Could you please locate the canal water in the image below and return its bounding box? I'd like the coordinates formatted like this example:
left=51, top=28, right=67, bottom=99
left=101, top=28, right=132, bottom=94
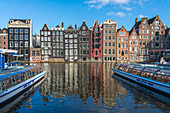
left=1, top=63, right=170, bottom=113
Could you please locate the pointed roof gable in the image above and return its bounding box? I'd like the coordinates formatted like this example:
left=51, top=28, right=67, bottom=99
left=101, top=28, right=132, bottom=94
left=117, top=26, right=128, bottom=32
left=67, top=25, right=73, bottom=29
left=129, top=27, right=138, bottom=36
left=41, top=24, right=49, bottom=30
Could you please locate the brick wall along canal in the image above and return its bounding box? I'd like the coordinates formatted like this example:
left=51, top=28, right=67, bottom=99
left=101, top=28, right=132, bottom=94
left=1, top=63, right=170, bottom=113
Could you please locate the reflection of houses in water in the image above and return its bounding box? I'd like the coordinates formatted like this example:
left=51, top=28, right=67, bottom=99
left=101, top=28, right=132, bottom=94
left=77, top=63, right=90, bottom=103
left=89, top=63, right=103, bottom=106
left=103, top=63, right=117, bottom=107
left=39, top=63, right=129, bottom=107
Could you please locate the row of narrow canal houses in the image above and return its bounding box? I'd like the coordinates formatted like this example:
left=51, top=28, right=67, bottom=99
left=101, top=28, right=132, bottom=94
left=1, top=15, right=169, bottom=62
left=39, top=15, right=170, bottom=62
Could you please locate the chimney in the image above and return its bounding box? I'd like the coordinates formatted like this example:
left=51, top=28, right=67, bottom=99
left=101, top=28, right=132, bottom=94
left=62, top=22, right=64, bottom=28
left=135, top=18, right=138, bottom=24
left=75, top=24, right=77, bottom=29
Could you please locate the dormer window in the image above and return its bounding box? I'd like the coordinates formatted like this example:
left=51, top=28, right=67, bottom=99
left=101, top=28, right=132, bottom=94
left=26, top=20, right=29, bottom=24
left=10, top=20, right=13, bottom=24
left=3, top=30, right=6, bottom=34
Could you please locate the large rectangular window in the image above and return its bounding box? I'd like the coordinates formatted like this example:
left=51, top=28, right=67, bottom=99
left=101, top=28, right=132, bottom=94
left=25, top=35, right=28, bottom=40
left=20, top=41, right=23, bottom=47
left=15, top=41, right=18, bottom=47
left=112, top=49, right=115, bottom=54
left=25, top=41, right=28, bottom=47
left=120, top=32, right=126, bottom=36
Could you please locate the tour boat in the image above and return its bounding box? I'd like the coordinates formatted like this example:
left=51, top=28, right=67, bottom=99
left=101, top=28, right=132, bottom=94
left=0, top=65, right=46, bottom=106
left=112, top=64, right=170, bottom=96
left=0, top=77, right=45, bottom=112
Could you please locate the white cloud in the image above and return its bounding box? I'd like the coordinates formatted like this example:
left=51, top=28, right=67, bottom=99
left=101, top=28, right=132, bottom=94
left=107, top=12, right=126, bottom=17
left=85, top=0, right=130, bottom=9
left=122, top=7, right=132, bottom=11
left=138, top=14, right=146, bottom=18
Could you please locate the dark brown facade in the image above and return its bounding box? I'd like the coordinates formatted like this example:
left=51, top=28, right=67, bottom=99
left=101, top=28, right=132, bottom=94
left=40, top=24, right=52, bottom=61
left=78, top=20, right=90, bottom=61
left=8, top=19, right=32, bottom=61
left=64, top=25, right=79, bottom=61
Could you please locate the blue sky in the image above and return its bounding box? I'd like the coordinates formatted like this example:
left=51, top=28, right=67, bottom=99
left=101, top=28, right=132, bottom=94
left=0, top=0, right=170, bottom=34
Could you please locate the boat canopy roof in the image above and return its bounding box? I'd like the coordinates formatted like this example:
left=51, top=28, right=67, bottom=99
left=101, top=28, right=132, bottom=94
left=0, top=74, right=10, bottom=80
left=133, top=66, right=145, bottom=70
left=142, top=67, right=160, bottom=73
left=16, top=70, right=25, bottom=74
left=8, top=72, right=18, bottom=77
left=23, top=68, right=31, bottom=71
left=116, top=63, right=170, bottom=76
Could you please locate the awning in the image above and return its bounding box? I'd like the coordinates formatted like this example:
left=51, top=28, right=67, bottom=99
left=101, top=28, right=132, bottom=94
left=6, top=53, right=23, bottom=57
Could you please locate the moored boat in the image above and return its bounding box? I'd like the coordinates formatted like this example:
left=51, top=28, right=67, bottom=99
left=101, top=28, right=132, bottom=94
left=112, top=64, right=170, bottom=96
left=0, top=65, right=46, bottom=107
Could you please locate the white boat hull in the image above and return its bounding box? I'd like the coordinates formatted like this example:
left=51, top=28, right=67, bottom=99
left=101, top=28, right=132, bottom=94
left=112, top=69, right=170, bottom=95
left=0, top=71, right=46, bottom=104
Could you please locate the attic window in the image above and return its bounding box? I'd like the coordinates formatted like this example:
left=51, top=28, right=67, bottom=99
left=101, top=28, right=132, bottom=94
left=143, top=20, right=146, bottom=24
left=83, top=26, right=86, bottom=30
left=3, top=30, right=6, bottom=34
left=26, top=20, right=29, bottom=24
left=155, top=21, right=159, bottom=25
left=10, top=20, right=13, bottom=24
left=44, top=27, right=47, bottom=30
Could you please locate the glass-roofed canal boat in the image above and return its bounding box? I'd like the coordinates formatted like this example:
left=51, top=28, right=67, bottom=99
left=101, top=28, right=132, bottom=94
left=0, top=49, right=46, bottom=107
left=0, top=65, right=46, bottom=106
left=112, top=64, right=170, bottom=96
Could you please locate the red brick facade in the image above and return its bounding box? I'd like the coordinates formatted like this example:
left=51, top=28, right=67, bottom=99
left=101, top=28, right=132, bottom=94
left=90, top=20, right=103, bottom=61
left=0, top=28, right=8, bottom=49
left=116, top=26, right=129, bottom=62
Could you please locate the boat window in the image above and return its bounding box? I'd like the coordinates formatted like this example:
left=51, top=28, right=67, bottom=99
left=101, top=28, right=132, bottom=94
left=124, top=67, right=133, bottom=73
left=152, top=74, right=167, bottom=83
left=12, top=74, right=21, bottom=86
left=20, top=72, right=27, bottom=82
left=0, top=78, right=12, bottom=91
left=118, top=66, right=125, bottom=71
left=27, top=70, right=32, bottom=79
left=131, top=66, right=144, bottom=75
left=152, top=74, right=157, bottom=80
left=140, top=71, right=153, bottom=79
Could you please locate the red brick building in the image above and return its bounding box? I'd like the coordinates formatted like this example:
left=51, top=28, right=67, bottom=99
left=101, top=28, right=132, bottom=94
left=90, top=20, right=103, bottom=61
left=116, top=26, right=129, bottom=62
left=30, top=48, right=41, bottom=62
left=0, top=28, right=8, bottom=49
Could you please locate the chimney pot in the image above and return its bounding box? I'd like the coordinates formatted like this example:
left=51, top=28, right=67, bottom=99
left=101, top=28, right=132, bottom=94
left=62, top=22, right=64, bottom=28
left=135, top=18, right=138, bottom=24
left=75, top=24, right=77, bottom=29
